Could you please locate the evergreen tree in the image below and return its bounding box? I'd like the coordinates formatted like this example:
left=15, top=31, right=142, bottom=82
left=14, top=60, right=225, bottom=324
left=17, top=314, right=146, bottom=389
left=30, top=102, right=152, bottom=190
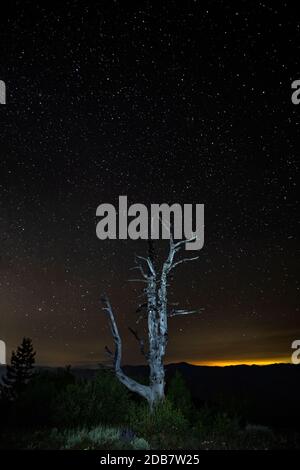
left=2, top=337, right=36, bottom=399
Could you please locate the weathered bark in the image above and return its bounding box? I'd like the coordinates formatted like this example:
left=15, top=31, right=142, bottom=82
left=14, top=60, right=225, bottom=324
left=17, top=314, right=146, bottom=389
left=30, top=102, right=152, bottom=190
left=102, top=236, right=200, bottom=409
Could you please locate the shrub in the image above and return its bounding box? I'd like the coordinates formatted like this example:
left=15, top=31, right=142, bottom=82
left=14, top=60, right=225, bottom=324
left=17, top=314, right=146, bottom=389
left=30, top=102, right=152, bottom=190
left=130, top=399, right=189, bottom=449
left=27, top=426, right=150, bottom=450
left=54, top=370, right=131, bottom=427
left=239, top=423, right=275, bottom=450
left=245, top=423, right=272, bottom=434
left=61, top=426, right=121, bottom=450
left=195, top=406, right=242, bottom=449
left=212, top=412, right=240, bottom=436
left=131, top=437, right=150, bottom=450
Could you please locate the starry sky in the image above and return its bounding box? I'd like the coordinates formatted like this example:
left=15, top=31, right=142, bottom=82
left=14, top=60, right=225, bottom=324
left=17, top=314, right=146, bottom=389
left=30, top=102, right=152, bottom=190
left=0, top=1, right=299, bottom=367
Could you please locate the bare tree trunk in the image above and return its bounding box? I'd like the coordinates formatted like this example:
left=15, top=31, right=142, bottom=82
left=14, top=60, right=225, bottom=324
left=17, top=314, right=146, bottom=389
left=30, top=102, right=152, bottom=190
left=146, top=274, right=165, bottom=406
left=101, top=236, right=201, bottom=409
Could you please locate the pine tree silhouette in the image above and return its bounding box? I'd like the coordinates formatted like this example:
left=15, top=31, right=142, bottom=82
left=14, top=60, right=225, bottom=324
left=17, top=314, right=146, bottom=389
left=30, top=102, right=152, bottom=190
left=3, top=337, right=36, bottom=399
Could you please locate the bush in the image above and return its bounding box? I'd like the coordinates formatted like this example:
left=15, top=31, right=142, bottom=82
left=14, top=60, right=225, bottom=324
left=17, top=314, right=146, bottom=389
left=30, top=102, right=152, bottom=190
left=24, top=426, right=122, bottom=450
left=212, top=412, right=240, bottom=436
left=131, top=437, right=150, bottom=450
left=61, top=426, right=121, bottom=450
left=54, top=370, right=131, bottom=427
left=239, top=424, right=275, bottom=450
left=195, top=406, right=241, bottom=449
left=130, top=399, right=189, bottom=449
left=25, top=426, right=150, bottom=450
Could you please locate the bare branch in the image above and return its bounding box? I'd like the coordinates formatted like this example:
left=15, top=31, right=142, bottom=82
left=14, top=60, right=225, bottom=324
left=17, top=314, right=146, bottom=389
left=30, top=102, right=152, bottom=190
left=170, top=256, right=199, bottom=271
left=136, top=255, right=156, bottom=277
left=160, top=236, right=199, bottom=280
left=131, top=256, right=150, bottom=279
left=101, top=295, right=151, bottom=401
left=129, top=264, right=148, bottom=279
left=173, top=236, right=197, bottom=249
left=168, top=308, right=200, bottom=318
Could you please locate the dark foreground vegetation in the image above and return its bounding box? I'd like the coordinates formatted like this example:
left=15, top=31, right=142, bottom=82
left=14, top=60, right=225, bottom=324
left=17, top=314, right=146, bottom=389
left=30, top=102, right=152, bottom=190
left=0, top=339, right=299, bottom=450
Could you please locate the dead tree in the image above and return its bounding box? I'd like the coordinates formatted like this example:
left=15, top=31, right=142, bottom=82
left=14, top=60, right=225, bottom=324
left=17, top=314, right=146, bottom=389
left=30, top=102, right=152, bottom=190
left=101, top=236, right=200, bottom=409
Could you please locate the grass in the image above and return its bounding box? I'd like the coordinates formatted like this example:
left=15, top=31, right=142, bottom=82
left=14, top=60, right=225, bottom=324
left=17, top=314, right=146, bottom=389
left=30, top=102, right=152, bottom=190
left=1, top=414, right=299, bottom=450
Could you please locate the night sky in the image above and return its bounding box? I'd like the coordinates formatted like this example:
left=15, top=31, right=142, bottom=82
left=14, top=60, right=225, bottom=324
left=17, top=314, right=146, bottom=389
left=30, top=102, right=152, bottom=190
left=0, top=1, right=299, bottom=367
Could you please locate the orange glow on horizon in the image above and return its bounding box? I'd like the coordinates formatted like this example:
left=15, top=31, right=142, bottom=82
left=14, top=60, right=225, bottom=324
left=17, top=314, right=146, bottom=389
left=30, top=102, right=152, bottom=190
left=189, top=357, right=292, bottom=367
